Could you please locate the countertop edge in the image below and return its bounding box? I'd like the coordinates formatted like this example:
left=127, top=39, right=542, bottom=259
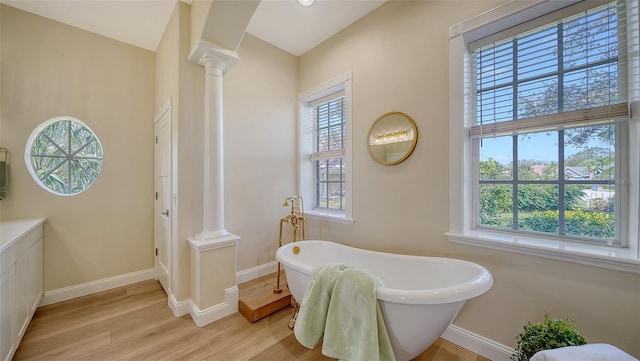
left=0, top=218, right=47, bottom=253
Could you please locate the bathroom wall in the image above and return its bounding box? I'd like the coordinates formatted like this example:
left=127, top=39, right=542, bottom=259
left=156, top=3, right=297, bottom=302
left=0, top=5, right=155, bottom=290
left=189, top=0, right=212, bottom=51
left=224, top=33, right=298, bottom=273
left=155, top=0, right=205, bottom=303
left=0, top=3, right=3, bottom=218
left=3, top=1, right=637, bottom=355
left=299, top=0, right=640, bottom=357
left=190, top=0, right=259, bottom=52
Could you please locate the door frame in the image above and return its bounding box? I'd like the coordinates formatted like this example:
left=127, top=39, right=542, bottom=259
left=154, top=97, right=173, bottom=293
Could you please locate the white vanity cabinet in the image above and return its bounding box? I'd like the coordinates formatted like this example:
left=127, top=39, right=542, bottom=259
left=15, top=238, right=43, bottom=338
left=0, top=218, right=45, bottom=361
left=0, top=266, right=15, bottom=361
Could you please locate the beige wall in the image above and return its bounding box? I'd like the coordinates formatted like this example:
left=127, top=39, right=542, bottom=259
left=155, top=1, right=183, bottom=299
left=0, top=1, right=3, bottom=218
left=3, top=0, right=638, bottom=356
left=225, top=33, right=298, bottom=272
left=192, top=245, right=235, bottom=308
left=189, top=0, right=212, bottom=51
left=0, top=5, right=155, bottom=290
left=156, top=4, right=297, bottom=301
left=190, top=0, right=259, bottom=52
left=299, top=0, right=640, bottom=357
left=156, top=1, right=206, bottom=302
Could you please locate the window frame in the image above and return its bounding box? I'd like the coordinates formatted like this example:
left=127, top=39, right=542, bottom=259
left=447, top=0, right=640, bottom=273
left=311, top=97, right=346, bottom=212
left=24, top=116, right=103, bottom=197
left=298, top=71, right=354, bottom=224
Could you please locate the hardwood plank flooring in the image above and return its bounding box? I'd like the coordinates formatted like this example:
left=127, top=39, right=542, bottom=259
left=14, top=280, right=490, bottom=361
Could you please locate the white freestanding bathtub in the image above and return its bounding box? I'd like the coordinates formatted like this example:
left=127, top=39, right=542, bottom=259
left=276, top=240, right=493, bottom=361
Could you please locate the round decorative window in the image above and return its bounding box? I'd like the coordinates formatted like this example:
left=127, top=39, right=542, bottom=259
left=25, top=116, right=103, bottom=196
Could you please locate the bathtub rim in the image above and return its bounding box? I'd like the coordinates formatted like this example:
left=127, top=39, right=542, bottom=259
left=276, top=240, right=493, bottom=305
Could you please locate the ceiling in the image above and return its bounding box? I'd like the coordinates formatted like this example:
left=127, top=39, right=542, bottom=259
left=0, top=0, right=386, bottom=56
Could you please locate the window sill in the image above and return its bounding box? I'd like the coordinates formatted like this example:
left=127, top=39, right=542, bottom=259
left=304, top=210, right=354, bottom=225
left=445, top=230, right=640, bottom=275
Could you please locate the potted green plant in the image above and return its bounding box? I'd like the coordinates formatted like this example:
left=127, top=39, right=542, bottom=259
left=511, top=314, right=587, bottom=361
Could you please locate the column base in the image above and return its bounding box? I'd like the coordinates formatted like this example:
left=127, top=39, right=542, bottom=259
left=189, top=231, right=239, bottom=252
left=188, top=232, right=240, bottom=325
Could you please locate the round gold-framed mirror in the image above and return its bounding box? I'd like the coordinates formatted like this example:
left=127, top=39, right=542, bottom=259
left=367, top=111, right=418, bottom=165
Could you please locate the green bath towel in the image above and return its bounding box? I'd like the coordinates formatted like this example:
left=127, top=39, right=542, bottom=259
left=0, top=161, right=7, bottom=200
left=294, top=263, right=352, bottom=348
left=322, top=269, right=395, bottom=361
left=294, top=264, right=395, bottom=361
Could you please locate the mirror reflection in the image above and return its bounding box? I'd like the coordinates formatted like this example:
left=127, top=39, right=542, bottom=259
left=367, top=111, right=418, bottom=165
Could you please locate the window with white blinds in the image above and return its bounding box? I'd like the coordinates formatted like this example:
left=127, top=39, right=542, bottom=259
left=468, top=0, right=636, bottom=245
left=449, top=0, right=640, bottom=271
left=298, top=72, right=353, bottom=221
left=311, top=96, right=346, bottom=211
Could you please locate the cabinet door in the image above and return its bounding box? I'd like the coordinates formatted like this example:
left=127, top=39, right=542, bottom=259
left=0, top=267, right=16, bottom=361
left=29, top=240, right=43, bottom=315
left=15, top=252, right=29, bottom=339
left=16, top=239, right=44, bottom=339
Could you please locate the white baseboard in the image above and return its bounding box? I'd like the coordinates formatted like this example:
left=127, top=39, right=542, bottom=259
left=189, top=286, right=238, bottom=327
left=168, top=291, right=191, bottom=317
left=169, top=286, right=238, bottom=327
left=442, top=324, right=514, bottom=361
left=168, top=259, right=277, bottom=324
left=40, top=268, right=155, bottom=306
left=236, top=261, right=277, bottom=284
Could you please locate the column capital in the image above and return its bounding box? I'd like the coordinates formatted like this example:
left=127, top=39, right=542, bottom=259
left=188, top=39, right=240, bottom=74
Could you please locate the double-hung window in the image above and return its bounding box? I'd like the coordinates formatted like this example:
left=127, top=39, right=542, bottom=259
left=312, top=97, right=346, bottom=211
left=474, top=1, right=628, bottom=244
left=449, top=0, right=640, bottom=271
left=299, top=72, right=353, bottom=223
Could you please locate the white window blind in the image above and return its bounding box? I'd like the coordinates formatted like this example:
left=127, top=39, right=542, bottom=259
left=305, top=95, right=346, bottom=211
left=470, top=0, right=629, bottom=139
left=448, top=0, right=640, bottom=271
left=311, top=96, right=345, bottom=156
left=298, top=71, right=353, bottom=221
left=468, top=0, right=638, bottom=245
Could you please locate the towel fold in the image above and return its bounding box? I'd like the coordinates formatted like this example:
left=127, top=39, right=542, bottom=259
left=0, top=161, right=7, bottom=200
left=322, top=268, right=395, bottom=361
left=530, top=343, right=638, bottom=361
left=295, top=263, right=352, bottom=348
left=294, top=263, right=395, bottom=361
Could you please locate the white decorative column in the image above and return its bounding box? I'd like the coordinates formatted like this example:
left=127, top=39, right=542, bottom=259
left=187, top=40, right=240, bottom=326
left=202, top=53, right=227, bottom=237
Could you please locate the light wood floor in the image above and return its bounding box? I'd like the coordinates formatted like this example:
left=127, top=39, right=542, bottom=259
left=14, top=280, right=489, bottom=361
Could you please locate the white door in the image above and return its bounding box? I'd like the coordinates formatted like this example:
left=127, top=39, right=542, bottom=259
left=155, top=102, right=172, bottom=293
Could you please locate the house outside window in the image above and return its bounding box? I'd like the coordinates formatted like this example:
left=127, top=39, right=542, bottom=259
left=473, top=1, right=627, bottom=245
left=448, top=0, right=640, bottom=272
left=298, top=72, right=353, bottom=224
